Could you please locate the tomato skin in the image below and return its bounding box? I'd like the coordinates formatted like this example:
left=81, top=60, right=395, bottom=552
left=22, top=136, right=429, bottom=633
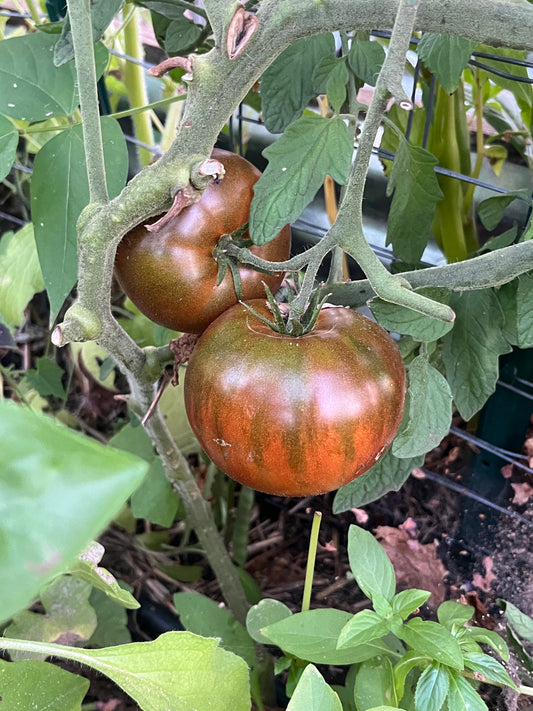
left=184, top=301, right=406, bottom=497
left=114, top=149, right=291, bottom=334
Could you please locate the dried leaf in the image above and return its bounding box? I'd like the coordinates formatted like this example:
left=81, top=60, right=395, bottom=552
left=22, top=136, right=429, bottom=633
left=472, top=556, right=496, bottom=593
left=374, top=525, right=448, bottom=607
left=511, top=482, right=533, bottom=506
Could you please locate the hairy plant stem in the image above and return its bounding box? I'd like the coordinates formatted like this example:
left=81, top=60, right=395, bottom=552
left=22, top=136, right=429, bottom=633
left=130, top=378, right=250, bottom=624
left=67, top=0, right=109, bottom=205
left=323, top=240, right=533, bottom=306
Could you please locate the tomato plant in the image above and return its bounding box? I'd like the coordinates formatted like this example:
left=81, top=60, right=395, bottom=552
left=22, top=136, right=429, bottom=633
left=114, top=148, right=291, bottom=333
left=184, top=300, right=406, bottom=497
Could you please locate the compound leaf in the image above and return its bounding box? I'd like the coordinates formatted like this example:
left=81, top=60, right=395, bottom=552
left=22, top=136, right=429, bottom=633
left=249, top=114, right=352, bottom=245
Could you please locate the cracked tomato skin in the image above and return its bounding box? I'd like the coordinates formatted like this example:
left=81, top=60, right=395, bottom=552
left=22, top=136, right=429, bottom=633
left=114, top=149, right=291, bottom=334
left=184, top=300, right=406, bottom=497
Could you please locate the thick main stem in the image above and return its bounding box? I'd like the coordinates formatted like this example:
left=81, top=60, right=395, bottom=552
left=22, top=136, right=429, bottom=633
left=133, top=380, right=250, bottom=624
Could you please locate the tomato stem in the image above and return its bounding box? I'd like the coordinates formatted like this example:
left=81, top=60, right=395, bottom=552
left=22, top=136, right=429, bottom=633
left=301, top=511, right=322, bottom=613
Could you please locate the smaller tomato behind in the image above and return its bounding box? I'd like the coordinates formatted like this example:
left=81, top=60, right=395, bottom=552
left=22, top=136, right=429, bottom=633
left=184, top=301, right=406, bottom=497
left=115, top=149, right=291, bottom=334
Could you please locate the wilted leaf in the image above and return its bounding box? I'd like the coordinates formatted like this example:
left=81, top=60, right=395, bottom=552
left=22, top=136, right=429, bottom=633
left=510, top=482, right=533, bottom=505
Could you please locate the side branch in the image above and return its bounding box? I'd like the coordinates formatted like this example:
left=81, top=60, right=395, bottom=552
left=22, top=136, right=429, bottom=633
left=324, top=241, right=533, bottom=306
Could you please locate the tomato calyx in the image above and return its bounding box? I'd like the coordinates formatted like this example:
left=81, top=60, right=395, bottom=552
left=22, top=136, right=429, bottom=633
left=242, top=284, right=332, bottom=337
left=214, top=226, right=278, bottom=300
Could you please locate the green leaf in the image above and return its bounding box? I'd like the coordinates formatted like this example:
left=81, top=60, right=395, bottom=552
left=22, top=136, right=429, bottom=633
left=334, top=447, right=424, bottom=511
left=354, top=657, right=397, bottom=710
left=110, top=423, right=181, bottom=527
left=337, top=609, right=391, bottom=649
left=6, top=576, right=96, bottom=661
left=318, top=57, right=349, bottom=113
left=261, top=34, right=335, bottom=133
left=437, top=600, right=474, bottom=630
left=417, top=34, right=476, bottom=93
left=347, top=40, right=385, bottom=86
left=460, top=627, right=509, bottom=662
left=392, top=355, right=453, bottom=458
left=478, top=190, right=531, bottom=231
left=0, top=32, right=77, bottom=121
left=24, top=357, right=66, bottom=399
left=0, top=399, right=148, bottom=624
left=446, top=670, right=487, bottom=711
left=0, top=658, right=89, bottom=711
left=31, top=116, right=128, bottom=322
left=87, top=587, right=132, bottom=647
left=137, top=1, right=196, bottom=20
left=173, top=592, right=257, bottom=668
left=260, top=609, right=394, bottom=665
left=0, top=224, right=45, bottom=329
left=370, top=288, right=454, bottom=342
left=164, top=15, right=203, bottom=54
left=441, top=290, right=511, bottom=420
left=286, top=664, right=343, bottom=711
left=347, top=525, right=396, bottom=603
left=500, top=599, right=533, bottom=643
left=516, top=273, right=533, bottom=348
left=54, top=0, right=125, bottom=65
left=386, top=139, right=443, bottom=262
left=399, top=619, right=464, bottom=670
left=246, top=598, right=292, bottom=645
left=414, top=662, right=449, bottom=711
left=68, top=540, right=140, bottom=609
left=392, top=589, right=431, bottom=620
left=249, top=114, right=352, bottom=245
left=393, top=650, right=430, bottom=700
left=476, top=226, right=518, bottom=254
left=28, top=631, right=251, bottom=711
left=463, top=652, right=517, bottom=690
left=0, top=114, right=17, bottom=181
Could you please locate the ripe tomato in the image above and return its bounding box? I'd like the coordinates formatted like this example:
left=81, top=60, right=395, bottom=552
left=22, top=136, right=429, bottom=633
left=115, top=149, right=291, bottom=334
left=184, top=301, right=406, bottom=497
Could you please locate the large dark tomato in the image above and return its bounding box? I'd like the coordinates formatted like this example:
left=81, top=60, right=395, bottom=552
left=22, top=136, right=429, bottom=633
left=184, top=300, right=406, bottom=497
left=115, top=149, right=291, bottom=334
